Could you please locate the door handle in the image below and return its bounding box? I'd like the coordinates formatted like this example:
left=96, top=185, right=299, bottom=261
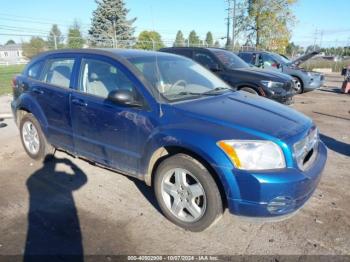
left=32, top=88, right=44, bottom=95
left=72, top=98, right=87, bottom=107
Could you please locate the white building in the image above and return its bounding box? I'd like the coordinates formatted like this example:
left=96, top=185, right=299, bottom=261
left=0, top=44, right=27, bottom=65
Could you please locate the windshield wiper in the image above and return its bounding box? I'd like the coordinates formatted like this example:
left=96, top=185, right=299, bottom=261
left=201, top=87, right=232, bottom=95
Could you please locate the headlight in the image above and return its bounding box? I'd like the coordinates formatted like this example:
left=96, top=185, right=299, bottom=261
left=217, top=140, right=286, bottom=170
left=260, top=80, right=284, bottom=89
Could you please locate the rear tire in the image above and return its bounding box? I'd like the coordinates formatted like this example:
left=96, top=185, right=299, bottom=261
left=240, top=87, right=259, bottom=95
left=154, top=154, right=223, bottom=232
left=19, top=113, right=55, bottom=161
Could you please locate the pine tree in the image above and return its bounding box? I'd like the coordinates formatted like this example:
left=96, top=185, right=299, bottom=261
left=89, top=0, right=136, bottom=47
left=47, top=24, right=64, bottom=49
left=214, top=40, right=220, bottom=48
left=205, top=32, right=214, bottom=47
left=188, top=30, right=200, bottom=47
left=174, top=30, right=185, bottom=47
left=67, top=21, right=85, bottom=49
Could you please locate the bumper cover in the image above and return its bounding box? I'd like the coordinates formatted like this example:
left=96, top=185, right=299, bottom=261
left=227, top=141, right=327, bottom=217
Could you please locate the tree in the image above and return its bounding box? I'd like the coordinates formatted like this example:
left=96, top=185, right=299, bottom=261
left=89, top=0, right=136, bottom=47
left=5, top=39, right=15, bottom=45
left=174, top=30, right=185, bottom=47
left=214, top=40, right=221, bottom=48
left=47, top=24, right=64, bottom=49
left=134, top=31, right=164, bottom=50
left=306, top=44, right=320, bottom=53
left=188, top=30, right=200, bottom=46
left=286, top=42, right=303, bottom=56
left=67, top=21, right=86, bottom=49
left=245, top=0, right=297, bottom=52
left=22, top=37, right=47, bottom=58
left=205, top=32, right=214, bottom=47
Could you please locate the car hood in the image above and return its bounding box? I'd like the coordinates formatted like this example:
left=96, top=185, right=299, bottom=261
left=290, top=51, right=320, bottom=66
left=232, top=67, right=292, bottom=81
left=172, top=92, right=311, bottom=141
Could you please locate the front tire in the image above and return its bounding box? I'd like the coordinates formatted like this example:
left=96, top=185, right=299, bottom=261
left=154, top=154, right=223, bottom=232
left=293, top=77, right=303, bottom=94
left=240, top=87, right=259, bottom=95
left=20, top=113, right=55, bottom=161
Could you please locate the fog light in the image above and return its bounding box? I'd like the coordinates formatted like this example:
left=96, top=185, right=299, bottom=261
left=267, top=196, right=296, bottom=215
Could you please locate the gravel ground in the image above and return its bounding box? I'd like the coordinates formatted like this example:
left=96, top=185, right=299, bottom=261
left=0, top=73, right=349, bottom=258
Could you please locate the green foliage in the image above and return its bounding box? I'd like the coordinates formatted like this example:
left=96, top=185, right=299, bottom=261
left=5, top=40, right=15, bottom=45
left=47, top=24, right=64, bottom=49
left=134, top=31, right=164, bottom=50
left=302, top=59, right=350, bottom=72
left=67, top=21, right=85, bottom=49
left=285, top=42, right=304, bottom=56
left=0, top=64, right=25, bottom=95
left=188, top=30, right=200, bottom=46
left=89, top=0, right=136, bottom=47
left=22, top=37, right=47, bottom=59
left=205, top=32, right=214, bottom=47
left=245, top=0, right=297, bottom=52
left=174, top=30, right=185, bottom=47
left=321, top=46, right=350, bottom=56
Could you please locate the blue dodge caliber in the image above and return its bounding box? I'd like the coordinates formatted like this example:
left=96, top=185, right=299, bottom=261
left=12, top=49, right=327, bottom=231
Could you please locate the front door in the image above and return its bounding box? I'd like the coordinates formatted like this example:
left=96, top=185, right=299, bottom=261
left=70, top=55, right=145, bottom=175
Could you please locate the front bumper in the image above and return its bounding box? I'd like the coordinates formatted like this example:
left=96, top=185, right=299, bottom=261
left=304, top=74, right=325, bottom=92
left=227, top=141, right=327, bottom=217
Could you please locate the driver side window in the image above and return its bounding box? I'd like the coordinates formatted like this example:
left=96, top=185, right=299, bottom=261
left=193, top=52, right=218, bottom=70
left=79, top=58, right=136, bottom=98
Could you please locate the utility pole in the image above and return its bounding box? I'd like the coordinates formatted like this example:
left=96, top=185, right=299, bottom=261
left=225, top=0, right=232, bottom=49
left=232, top=0, right=236, bottom=51
left=53, top=34, right=58, bottom=50
left=313, top=28, right=318, bottom=51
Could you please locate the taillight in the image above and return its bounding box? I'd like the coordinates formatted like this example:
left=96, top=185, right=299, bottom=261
left=11, top=77, right=17, bottom=89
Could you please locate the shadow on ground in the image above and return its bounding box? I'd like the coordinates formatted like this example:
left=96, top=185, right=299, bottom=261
left=320, top=134, right=350, bottom=157
left=24, top=156, right=88, bottom=262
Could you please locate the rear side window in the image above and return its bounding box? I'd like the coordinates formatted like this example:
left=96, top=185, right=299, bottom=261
left=42, top=58, right=75, bottom=88
left=238, top=53, right=254, bottom=64
left=27, top=61, right=44, bottom=80
left=172, top=49, right=192, bottom=58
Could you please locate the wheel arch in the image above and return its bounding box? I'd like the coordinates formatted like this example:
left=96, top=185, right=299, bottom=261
left=145, top=145, right=229, bottom=208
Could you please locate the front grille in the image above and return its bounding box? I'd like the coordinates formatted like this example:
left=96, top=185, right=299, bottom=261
left=293, top=128, right=319, bottom=171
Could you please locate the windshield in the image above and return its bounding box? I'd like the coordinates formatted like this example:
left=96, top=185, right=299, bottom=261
left=127, top=55, right=231, bottom=102
left=211, top=49, right=249, bottom=69
left=271, top=53, right=291, bottom=64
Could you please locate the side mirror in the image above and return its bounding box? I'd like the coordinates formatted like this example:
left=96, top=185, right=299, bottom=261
left=108, top=89, right=143, bottom=107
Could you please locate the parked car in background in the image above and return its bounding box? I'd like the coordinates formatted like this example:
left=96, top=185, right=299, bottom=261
left=238, top=51, right=325, bottom=94
left=160, top=47, right=296, bottom=104
left=12, top=49, right=327, bottom=231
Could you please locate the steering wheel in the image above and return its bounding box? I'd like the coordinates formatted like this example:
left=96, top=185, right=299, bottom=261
left=168, top=80, right=187, bottom=93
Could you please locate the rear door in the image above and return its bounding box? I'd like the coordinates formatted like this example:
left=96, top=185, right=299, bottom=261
left=30, top=55, right=77, bottom=151
left=70, top=55, right=145, bottom=175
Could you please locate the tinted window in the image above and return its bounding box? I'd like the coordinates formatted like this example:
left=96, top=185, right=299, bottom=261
left=79, top=58, right=136, bottom=99
left=27, top=61, right=44, bottom=80
left=211, top=49, right=249, bottom=69
left=171, top=49, right=192, bottom=58
left=238, top=53, right=254, bottom=64
left=43, top=58, right=75, bottom=88
left=193, top=52, right=218, bottom=69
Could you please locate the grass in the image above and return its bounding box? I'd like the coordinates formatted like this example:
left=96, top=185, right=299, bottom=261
left=0, top=64, right=26, bottom=96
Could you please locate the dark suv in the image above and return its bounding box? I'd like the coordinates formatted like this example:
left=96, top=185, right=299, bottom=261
left=160, top=47, right=296, bottom=104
